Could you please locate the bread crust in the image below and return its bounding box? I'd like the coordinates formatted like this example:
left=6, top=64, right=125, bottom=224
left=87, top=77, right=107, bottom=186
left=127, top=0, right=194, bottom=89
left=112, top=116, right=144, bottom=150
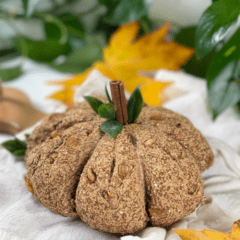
left=25, top=102, right=214, bottom=234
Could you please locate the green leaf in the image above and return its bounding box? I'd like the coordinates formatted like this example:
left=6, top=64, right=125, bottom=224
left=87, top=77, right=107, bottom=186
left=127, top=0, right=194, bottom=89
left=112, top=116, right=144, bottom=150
left=68, top=34, right=85, bottom=51
left=207, top=28, right=240, bottom=117
left=25, top=134, right=30, bottom=140
left=95, top=16, right=118, bottom=41
left=12, top=149, right=26, bottom=157
left=236, top=101, right=240, bottom=113
left=60, top=14, right=84, bottom=38
left=105, top=0, right=155, bottom=25
left=84, top=96, right=103, bottom=114
left=13, top=37, right=71, bottom=62
left=100, top=120, right=123, bottom=138
left=195, top=0, right=240, bottom=58
left=175, top=26, right=215, bottom=78
left=127, top=86, right=144, bottom=124
left=44, top=13, right=84, bottom=42
left=0, top=65, right=22, bottom=81
left=1, top=138, right=26, bottom=157
left=175, top=26, right=196, bottom=48
left=49, top=41, right=102, bottom=73
left=21, top=0, right=28, bottom=15
left=139, top=15, right=153, bottom=35
left=21, top=0, right=41, bottom=18
left=36, top=13, right=68, bottom=45
left=98, top=0, right=120, bottom=11
left=0, top=48, right=19, bottom=59
left=98, top=103, right=115, bottom=119
left=105, top=84, right=112, bottom=103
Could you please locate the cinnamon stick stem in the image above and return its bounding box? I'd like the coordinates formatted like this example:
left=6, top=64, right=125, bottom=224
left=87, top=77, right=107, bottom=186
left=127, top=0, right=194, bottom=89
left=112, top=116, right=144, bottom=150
left=110, top=81, right=129, bottom=125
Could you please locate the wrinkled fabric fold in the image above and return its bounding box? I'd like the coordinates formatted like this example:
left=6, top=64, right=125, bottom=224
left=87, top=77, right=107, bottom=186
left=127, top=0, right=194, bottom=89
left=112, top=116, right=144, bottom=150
left=0, top=68, right=239, bottom=240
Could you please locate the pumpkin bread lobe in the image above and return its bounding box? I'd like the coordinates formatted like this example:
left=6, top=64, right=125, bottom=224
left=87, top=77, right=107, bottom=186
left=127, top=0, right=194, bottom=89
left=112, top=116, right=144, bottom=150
left=26, top=97, right=107, bottom=157
left=25, top=121, right=104, bottom=217
left=24, top=101, right=214, bottom=235
left=132, top=124, right=205, bottom=226
left=137, top=106, right=193, bottom=125
left=75, top=131, right=148, bottom=235
left=26, top=106, right=102, bottom=156
left=138, top=107, right=214, bottom=172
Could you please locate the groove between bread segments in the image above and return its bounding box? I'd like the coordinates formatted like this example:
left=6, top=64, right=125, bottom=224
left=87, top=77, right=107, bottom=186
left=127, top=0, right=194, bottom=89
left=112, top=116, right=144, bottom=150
left=73, top=131, right=107, bottom=202
left=134, top=135, right=151, bottom=220
left=155, top=132, right=184, bottom=173
left=158, top=124, right=205, bottom=172
left=59, top=118, right=103, bottom=131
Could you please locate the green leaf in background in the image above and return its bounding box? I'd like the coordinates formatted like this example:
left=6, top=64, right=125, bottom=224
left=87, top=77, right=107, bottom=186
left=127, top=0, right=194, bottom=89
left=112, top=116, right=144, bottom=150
left=105, top=0, right=155, bottom=25
left=175, top=26, right=215, bottom=78
left=84, top=96, right=103, bottom=114
left=139, top=15, right=153, bottom=35
left=50, top=41, right=102, bottom=73
left=105, top=84, right=112, bottom=103
left=68, top=34, right=85, bottom=51
left=44, top=13, right=84, bottom=42
left=0, top=48, right=19, bottom=59
left=98, top=103, right=115, bottom=119
left=195, top=0, right=240, bottom=59
left=237, top=101, right=240, bottom=114
left=127, top=86, right=144, bottom=124
left=95, top=16, right=118, bottom=41
left=21, top=0, right=41, bottom=18
left=207, top=28, right=240, bottom=118
left=36, top=13, right=68, bottom=45
left=100, top=120, right=123, bottom=138
left=13, top=37, right=71, bottom=62
left=21, top=0, right=28, bottom=16
left=1, top=138, right=26, bottom=157
left=99, top=0, right=120, bottom=12
left=13, top=149, right=26, bottom=157
left=175, top=26, right=196, bottom=48
left=0, top=65, right=22, bottom=81
left=60, top=14, right=84, bottom=39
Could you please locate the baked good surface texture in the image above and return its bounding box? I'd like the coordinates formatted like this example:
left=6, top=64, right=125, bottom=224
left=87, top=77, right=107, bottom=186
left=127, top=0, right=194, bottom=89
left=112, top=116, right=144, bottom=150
left=24, top=101, right=214, bottom=235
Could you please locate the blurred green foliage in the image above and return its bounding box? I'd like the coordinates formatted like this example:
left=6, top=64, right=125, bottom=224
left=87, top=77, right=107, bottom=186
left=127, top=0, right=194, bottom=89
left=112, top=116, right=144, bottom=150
left=0, top=0, right=240, bottom=118
left=0, top=0, right=154, bottom=79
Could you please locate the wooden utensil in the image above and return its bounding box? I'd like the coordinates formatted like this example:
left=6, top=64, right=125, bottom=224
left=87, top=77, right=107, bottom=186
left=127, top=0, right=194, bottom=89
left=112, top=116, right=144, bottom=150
left=0, top=80, right=47, bottom=134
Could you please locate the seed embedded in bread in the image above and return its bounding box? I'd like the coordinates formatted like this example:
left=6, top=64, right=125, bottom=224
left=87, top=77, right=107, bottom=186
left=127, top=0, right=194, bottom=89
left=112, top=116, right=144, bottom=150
left=144, top=139, right=154, bottom=147
left=118, top=164, right=129, bottom=178
left=87, top=168, right=96, bottom=183
left=66, top=136, right=78, bottom=147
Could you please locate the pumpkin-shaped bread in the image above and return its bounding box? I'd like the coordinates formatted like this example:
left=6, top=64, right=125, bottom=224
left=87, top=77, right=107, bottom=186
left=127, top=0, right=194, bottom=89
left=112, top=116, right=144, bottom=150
left=25, top=93, right=214, bottom=235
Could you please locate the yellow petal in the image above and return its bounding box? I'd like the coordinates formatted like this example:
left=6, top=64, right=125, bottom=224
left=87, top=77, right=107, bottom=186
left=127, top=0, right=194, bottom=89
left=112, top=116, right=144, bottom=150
left=231, top=220, right=240, bottom=239
left=93, top=62, right=116, bottom=80
left=48, top=67, right=93, bottom=87
left=140, top=77, right=172, bottom=106
left=104, top=21, right=140, bottom=62
left=173, top=220, right=240, bottom=240
left=130, top=22, right=171, bottom=56
left=47, top=86, right=74, bottom=106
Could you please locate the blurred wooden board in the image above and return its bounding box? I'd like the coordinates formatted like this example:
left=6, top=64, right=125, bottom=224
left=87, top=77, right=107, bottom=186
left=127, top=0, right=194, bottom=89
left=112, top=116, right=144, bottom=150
left=0, top=83, right=47, bottom=134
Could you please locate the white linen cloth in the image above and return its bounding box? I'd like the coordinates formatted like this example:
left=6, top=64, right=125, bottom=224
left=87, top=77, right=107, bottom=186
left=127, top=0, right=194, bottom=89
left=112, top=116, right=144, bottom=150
left=0, top=61, right=240, bottom=240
